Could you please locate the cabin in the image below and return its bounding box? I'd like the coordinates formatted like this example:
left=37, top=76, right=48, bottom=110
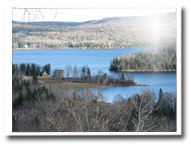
left=40, top=70, right=48, bottom=77
left=53, top=70, right=64, bottom=78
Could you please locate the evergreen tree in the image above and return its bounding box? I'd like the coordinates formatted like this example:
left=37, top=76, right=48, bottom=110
left=87, top=68, right=91, bottom=77
left=113, top=57, right=116, bottom=64
left=36, top=66, right=41, bottom=76
left=12, top=63, right=15, bottom=75
left=13, top=92, right=24, bottom=109
left=43, top=63, right=51, bottom=75
left=26, top=63, right=30, bottom=76
left=33, top=72, right=38, bottom=84
left=81, top=67, right=86, bottom=78
left=86, top=67, right=91, bottom=82
left=158, top=88, right=164, bottom=106
left=47, top=63, right=51, bottom=74
left=31, top=63, right=37, bottom=75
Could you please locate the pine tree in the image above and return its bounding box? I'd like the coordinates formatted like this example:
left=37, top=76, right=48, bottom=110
left=12, top=63, right=15, bottom=75
left=33, top=72, right=38, bottom=84
left=81, top=67, right=85, bottom=78
left=47, top=63, right=51, bottom=75
left=113, top=57, right=116, bottom=64
left=158, top=88, right=164, bottom=106
left=43, top=63, right=51, bottom=75
left=36, top=66, right=41, bottom=76
left=87, top=68, right=91, bottom=77
left=26, top=63, right=30, bottom=76
left=20, top=63, right=26, bottom=74
left=13, top=92, right=24, bottom=109
left=31, top=63, right=37, bottom=75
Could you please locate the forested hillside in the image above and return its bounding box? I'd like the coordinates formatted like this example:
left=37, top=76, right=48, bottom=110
left=12, top=12, right=176, bottom=49
left=12, top=66, right=176, bottom=132
left=109, top=46, right=176, bottom=72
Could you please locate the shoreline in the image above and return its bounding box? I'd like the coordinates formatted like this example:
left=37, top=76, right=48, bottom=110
left=110, top=70, right=176, bottom=73
left=25, top=76, right=149, bottom=91
left=12, top=47, right=138, bottom=50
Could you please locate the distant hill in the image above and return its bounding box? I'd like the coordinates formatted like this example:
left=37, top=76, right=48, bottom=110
left=12, top=12, right=176, bottom=30
left=12, top=20, right=94, bottom=27
left=12, top=20, right=94, bottom=33
left=12, top=12, right=177, bottom=49
left=79, top=12, right=176, bottom=29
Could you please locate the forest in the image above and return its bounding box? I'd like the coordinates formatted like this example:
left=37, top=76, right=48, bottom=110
left=12, top=63, right=176, bottom=132
left=109, top=46, right=176, bottom=72
left=12, top=12, right=176, bottom=49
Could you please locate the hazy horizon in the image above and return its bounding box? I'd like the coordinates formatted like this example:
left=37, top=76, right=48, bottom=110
left=12, top=8, right=176, bottom=22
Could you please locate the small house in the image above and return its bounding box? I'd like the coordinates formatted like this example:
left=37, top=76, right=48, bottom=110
left=53, top=70, right=64, bottom=79
left=40, top=70, right=48, bottom=77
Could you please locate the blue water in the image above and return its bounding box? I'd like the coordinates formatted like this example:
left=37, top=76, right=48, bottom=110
left=91, top=72, right=176, bottom=102
left=12, top=47, right=154, bottom=75
left=12, top=47, right=176, bottom=102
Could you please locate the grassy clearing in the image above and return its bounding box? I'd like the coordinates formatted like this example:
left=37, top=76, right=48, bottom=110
left=37, top=76, right=107, bottom=91
left=24, top=76, right=142, bottom=92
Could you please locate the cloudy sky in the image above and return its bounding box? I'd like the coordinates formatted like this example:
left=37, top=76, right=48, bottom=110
left=12, top=8, right=176, bottom=22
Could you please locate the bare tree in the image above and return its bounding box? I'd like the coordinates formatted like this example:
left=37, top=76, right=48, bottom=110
left=73, top=65, right=79, bottom=78
left=13, top=8, right=68, bottom=22
left=130, top=89, right=166, bottom=132
left=65, top=64, right=72, bottom=78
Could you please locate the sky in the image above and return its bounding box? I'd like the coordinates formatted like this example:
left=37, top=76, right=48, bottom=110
left=12, top=8, right=176, bottom=22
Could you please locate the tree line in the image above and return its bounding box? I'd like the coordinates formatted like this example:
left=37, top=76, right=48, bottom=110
left=13, top=63, right=51, bottom=76
left=12, top=28, right=176, bottom=49
left=13, top=62, right=136, bottom=87
left=109, top=47, right=176, bottom=71
left=55, top=64, right=135, bottom=86
left=12, top=63, right=51, bottom=85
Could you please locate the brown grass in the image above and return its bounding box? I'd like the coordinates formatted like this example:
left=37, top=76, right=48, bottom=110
left=37, top=76, right=107, bottom=91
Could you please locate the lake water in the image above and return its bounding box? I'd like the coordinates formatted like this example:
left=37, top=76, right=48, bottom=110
left=91, top=72, right=176, bottom=102
left=12, top=47, right=176, bottom=102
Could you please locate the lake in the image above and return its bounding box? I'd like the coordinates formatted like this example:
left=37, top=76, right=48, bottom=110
left=12, top=47, right=176, bottom=102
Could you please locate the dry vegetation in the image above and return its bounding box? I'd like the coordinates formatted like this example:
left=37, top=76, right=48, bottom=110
left=37, top=76, right=107, bottom=90
left=12, top=74, right=176, bottom=132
